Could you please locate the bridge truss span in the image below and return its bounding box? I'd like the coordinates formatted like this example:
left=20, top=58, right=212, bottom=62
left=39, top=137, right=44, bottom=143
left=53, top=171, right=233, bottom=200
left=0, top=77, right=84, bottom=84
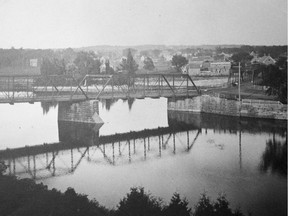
left=0, top=73, right=201, bottom=103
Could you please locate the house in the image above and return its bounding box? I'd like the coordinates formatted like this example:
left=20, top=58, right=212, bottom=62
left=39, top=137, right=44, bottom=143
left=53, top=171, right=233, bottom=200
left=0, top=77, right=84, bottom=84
left=29, top=59, right=38, bottom=67
left=250, top=51, right=257, bottom=58
left=154, top=61, right=175, bottom=73
left=201, top=60, right=211, bottom=71
left=210, top=62, right=231, bottom=74
left=219, top=52, right=232, bottom=61
left=188, top=62, right=201, bottom=75
left=251, top=54, right=276, bottom=65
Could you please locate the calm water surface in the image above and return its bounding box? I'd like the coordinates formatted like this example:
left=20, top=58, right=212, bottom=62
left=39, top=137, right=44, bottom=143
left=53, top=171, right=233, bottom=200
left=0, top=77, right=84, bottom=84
left=0, top=98, right=286, bottom=216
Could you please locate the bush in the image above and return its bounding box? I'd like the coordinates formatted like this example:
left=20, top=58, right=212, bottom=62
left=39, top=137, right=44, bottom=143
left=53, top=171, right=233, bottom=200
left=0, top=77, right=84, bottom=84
left=0, top=161, right=7, bottom=175
left=0, top=175, right=110, bottom=216
left=0, top=174, right=248, bottom=216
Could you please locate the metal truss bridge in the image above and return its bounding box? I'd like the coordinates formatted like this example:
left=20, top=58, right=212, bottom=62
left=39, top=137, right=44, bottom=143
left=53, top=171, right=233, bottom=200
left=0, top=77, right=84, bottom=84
left=0, top=73, right=201, bottom=104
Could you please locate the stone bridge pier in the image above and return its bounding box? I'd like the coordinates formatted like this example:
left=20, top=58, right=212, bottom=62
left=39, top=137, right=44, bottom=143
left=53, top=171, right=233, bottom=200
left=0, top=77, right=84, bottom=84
left=58, top=100, right=104, bottom=145
left=58, top=100, right=103, bottom=124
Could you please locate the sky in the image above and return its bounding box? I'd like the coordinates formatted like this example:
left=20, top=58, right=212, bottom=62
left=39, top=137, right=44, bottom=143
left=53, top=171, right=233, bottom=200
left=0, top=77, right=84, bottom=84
left=0, top=0, right=287, bottom=49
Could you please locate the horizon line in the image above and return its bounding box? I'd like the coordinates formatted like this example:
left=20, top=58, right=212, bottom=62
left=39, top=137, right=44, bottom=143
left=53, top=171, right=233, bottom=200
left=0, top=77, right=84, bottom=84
left=1, top=43, right=287, bottom=50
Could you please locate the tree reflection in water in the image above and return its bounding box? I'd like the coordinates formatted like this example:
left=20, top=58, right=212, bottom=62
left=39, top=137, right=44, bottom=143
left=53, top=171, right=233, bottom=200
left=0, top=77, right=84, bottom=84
left=260, top=137, right=287, bottom=176
left=101, top=99, right=116, bottom=111
left=41, top=101, right=57, bottom=115
left=101, top=98, right=135, bottom=111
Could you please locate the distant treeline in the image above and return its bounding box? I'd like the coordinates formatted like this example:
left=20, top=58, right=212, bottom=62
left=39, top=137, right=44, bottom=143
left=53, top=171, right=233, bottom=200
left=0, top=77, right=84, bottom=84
left=0, top=46, right=286, bottom=76
left=0, top=48, right=55, bottom=68
left=1, top=45, right=286, bottom=69
left=216, top=45, right=287, bottom=58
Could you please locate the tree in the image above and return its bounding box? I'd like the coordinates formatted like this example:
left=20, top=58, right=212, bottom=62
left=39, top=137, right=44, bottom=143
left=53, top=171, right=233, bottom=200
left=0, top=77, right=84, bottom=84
left=116, top=187, right=162, bottom=216
left=105, top=60, right=115, bottom=74
left=74, top=51, right=101, bottom=76
left=151, top=49, right=161, bottom=58
left=163, top=193, right=191, bottom=216
left=65, top=62, right=77, bottom=75
left=261, top=58, right=287, bottom=104
left=260, top=139, right=287, bottom=176
left=213, top=194, right=233, bottom=216
left=193, top=193, right=214, bottom=216
left=122, top=48, right=137, bottom=57
left=60, top=48, right=77, bottom=63
left=230, top=52, right=253, bottom=81
left=40, top=58, right=66, bottom=76
left=0, top=161, right=7, bottom=175
left=119, top=49, right=138, bottom=75
left=231, top=52, right=252, bottom=64
left=193, top=193, right=245, bottom=216
left=140, top=50, right=150, bottom=57
left=171, top=54, right=188, bottom=72
left=143, top=57, right=155, bottom=71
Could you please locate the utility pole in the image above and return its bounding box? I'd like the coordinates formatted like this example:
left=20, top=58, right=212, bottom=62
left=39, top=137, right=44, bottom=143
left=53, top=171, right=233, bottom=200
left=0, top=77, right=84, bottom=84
left=238, top=62, right=241, bottom=116
left=238, top=62, right=241, bottom=101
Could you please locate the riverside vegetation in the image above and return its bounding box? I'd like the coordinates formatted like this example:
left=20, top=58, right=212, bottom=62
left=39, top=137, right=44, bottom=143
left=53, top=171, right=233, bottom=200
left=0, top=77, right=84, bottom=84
left=0, top=161, right=247, bottom=216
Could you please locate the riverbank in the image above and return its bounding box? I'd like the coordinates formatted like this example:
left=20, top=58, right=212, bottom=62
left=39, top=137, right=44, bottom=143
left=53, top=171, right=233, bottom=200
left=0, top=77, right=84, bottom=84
left=203, top=82, right=277, bottom=101
left=168, top=91, right=287, bottom=120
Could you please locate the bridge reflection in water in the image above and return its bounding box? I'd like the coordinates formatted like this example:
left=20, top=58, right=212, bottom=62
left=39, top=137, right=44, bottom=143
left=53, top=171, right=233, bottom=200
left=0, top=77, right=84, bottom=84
left=0, top=110, right=286, bottom=180
left=1, top=119, right=201, bottom=180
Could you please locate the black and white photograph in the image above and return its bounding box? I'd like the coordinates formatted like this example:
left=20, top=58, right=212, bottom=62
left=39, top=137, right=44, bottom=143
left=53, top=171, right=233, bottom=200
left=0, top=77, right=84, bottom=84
left=0, top=0, right=287, bottom=215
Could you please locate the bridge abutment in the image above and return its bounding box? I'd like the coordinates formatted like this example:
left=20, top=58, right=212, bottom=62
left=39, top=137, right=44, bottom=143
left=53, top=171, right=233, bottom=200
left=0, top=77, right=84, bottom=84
left=168, top=95, right=287, bottom=120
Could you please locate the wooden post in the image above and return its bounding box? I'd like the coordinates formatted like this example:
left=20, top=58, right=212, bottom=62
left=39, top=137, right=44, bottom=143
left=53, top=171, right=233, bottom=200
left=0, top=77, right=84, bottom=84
left=187, top=130, right=189, bottom=151
left=173, top=133, right=176, bottom=154
left=144, top=138, right=146, bottom=160
left=128, top=140, right=131, bottom=163
left=112, top=142, right=115, bottom=165
left=239, top=126, right=242, bottom=170
left=118, top=142, right=121, bottom=156
left=158, top=135, right=161, bottom=157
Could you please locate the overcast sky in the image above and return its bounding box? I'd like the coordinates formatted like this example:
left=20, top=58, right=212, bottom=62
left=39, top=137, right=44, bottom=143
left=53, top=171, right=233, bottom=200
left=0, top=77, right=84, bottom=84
left=0, top=0, right=287, bottom=49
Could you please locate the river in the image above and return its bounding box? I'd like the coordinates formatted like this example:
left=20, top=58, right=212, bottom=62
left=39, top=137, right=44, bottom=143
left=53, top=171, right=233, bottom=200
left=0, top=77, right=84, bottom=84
left=0, top=98, right=286, bottom=216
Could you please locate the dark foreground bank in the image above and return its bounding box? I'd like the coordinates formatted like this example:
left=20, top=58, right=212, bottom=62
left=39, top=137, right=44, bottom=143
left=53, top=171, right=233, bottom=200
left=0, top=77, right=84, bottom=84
left=0, top=168, right=248, bottom=216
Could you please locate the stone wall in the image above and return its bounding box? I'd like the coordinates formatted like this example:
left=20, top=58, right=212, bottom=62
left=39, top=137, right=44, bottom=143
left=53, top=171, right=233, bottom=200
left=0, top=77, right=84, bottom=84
left=241, top=101, right=287, bottom=120
left=58, top=100, right=104, bottom=124
left=168, top=95, right=287, bottom=120
left=193, top=77, right=228, bottom=88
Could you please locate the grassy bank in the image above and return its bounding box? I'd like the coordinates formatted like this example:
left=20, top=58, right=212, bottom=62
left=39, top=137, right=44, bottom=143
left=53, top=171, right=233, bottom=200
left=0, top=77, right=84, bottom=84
left=204, top=82, right=277, bottom=101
